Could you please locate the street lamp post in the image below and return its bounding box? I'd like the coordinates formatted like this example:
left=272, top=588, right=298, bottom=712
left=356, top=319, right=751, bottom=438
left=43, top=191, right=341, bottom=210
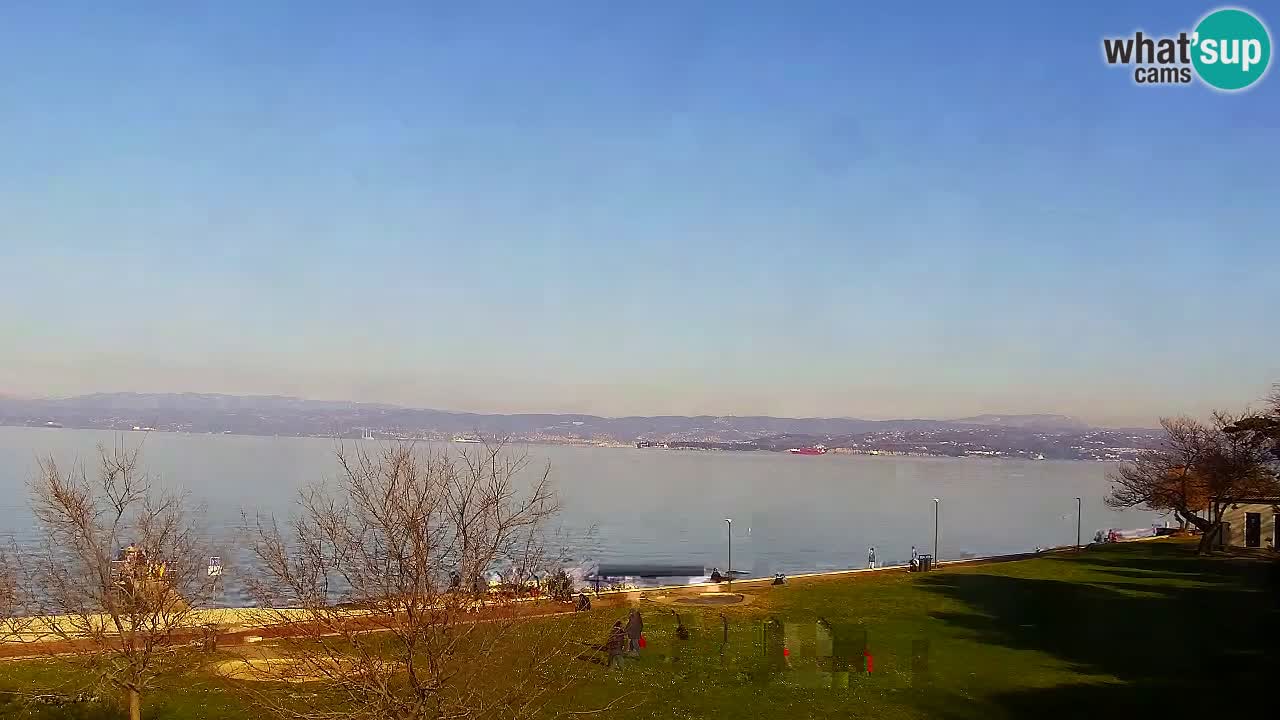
left=1075, top=497, right=1082, bottom=548
left=724, top=518, right=733, bottom=584
left=932, top=499, right=940, bottom=568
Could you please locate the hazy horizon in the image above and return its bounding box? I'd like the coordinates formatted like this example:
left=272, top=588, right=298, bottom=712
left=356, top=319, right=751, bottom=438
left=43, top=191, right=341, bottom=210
left=3, top=2, right=1277, bottom=429
left=1, top=384, right=1258, bottom=429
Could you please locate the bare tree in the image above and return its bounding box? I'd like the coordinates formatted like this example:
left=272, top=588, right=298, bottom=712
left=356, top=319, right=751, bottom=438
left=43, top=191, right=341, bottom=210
left=244, top=440, right=614, bottom=720
left=0, top=542, right=31, bottom=642
left=1195, top=410, right=1280, bottom=542
left=28, top=442, right=220, bottom=720
left=1109, top=413, right=1280, bottom=553
left=1107, top=417, right=1212, bottom=534
left=0, top=544, right=38, bottom=713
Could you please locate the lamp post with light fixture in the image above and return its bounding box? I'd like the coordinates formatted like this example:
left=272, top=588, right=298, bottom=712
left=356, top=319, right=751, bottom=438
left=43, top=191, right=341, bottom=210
left=724, top=518, right=733, bottom=584
left=933, top=498, right=940, bottom=568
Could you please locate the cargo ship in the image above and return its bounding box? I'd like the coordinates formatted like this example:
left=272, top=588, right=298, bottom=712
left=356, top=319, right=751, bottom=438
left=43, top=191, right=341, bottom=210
left=788, top=445, right=828, bottom=455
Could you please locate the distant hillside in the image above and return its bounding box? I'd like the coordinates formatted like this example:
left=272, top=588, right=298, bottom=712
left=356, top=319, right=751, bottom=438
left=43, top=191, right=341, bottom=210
left=53, top=392, right=399, bottom=412
left=0, top=391, right=1118, bottom=442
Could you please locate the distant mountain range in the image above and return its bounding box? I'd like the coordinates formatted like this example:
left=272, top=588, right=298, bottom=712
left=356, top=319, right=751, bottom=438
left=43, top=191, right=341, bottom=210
left=0, top=391, right=1130, bottom=440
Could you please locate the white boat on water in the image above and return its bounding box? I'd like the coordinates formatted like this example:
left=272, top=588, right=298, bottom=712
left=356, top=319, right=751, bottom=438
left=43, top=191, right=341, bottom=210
left=452, top=436, right=482, bottom=444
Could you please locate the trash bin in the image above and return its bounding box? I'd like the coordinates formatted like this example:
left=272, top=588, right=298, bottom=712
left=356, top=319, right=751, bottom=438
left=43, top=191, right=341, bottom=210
left=917, top=554, right=933, bottom=572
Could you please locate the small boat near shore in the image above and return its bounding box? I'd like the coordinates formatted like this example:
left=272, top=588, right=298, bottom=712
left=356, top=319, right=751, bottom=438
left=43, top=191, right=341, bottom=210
left=788, top=445, right=828, bottom=455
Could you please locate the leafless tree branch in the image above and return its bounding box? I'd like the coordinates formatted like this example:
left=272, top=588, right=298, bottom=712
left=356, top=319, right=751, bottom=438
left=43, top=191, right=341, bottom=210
left=1108, top=412, right=1280, bottom=553
left=25, top=441, right=221, bottom=720
left=243, top=439, right=613, bottom=720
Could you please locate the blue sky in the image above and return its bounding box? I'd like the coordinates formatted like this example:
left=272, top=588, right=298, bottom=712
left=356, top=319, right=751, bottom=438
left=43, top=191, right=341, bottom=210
left=2, top=1, right=1277, bottom=425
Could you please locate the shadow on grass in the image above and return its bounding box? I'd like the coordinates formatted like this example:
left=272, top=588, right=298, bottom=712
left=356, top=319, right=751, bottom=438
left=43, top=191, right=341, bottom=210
left=911, top=677, right=1275, bottom=720
left=1056, top=541, right=1269, bottom=579
left=1089, top=568, right=1235, bottom=584
left=914, top=544, right=1280, bottom=719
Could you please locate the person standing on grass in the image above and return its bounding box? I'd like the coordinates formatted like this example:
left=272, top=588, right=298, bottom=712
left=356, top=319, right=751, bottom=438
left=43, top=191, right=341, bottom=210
left=606, top=621, right=626, bottom=668
left=867, top=546, right=876, bottom=569
left=626, top=608, right=644, bottom=655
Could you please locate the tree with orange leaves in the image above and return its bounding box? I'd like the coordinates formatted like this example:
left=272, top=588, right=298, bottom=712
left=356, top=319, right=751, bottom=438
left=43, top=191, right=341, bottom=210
left=1108, top=412, right=1279, bottom=553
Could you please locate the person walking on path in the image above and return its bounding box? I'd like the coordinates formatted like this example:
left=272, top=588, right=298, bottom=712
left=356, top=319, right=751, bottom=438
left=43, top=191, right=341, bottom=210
left=626, top=608, right=644, bottom=655
left=606, top=621, right=626, bottom=668
left=867, top=546, right=877, bottom=569
left=910, top=545, right=919, bottom=571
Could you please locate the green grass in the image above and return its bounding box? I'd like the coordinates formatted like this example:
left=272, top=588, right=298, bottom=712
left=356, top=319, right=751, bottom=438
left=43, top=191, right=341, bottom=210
left=3, top=540, right=1277, bottom=719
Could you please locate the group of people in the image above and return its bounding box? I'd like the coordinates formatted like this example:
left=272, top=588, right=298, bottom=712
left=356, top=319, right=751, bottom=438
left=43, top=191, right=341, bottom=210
left=114, top=542, right=167, bottom=581
left=605, top=608, right=644, bottom=668
left=866, top=545, right=930, bottom=571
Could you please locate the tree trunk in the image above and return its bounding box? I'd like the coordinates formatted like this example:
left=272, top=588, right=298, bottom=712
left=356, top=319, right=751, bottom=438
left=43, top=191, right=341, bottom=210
left=1196, top=525, right=1216, bottom=554
left=1176, top=508, right=1211, bottom=533
left=1196, top=503, right=1225, bottom=555
left=128, top=687, right=141, bottom=720
left=1174, top=508, right=1217, bottom=555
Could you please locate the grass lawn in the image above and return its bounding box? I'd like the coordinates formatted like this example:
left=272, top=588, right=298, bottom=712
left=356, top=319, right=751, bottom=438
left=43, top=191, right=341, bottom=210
left=2, top=539, right=1277, bottom=719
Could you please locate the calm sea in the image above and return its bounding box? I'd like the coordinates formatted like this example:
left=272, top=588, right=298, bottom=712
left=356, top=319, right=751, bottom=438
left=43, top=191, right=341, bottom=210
left=0, top=427, right=1158, bottom=602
